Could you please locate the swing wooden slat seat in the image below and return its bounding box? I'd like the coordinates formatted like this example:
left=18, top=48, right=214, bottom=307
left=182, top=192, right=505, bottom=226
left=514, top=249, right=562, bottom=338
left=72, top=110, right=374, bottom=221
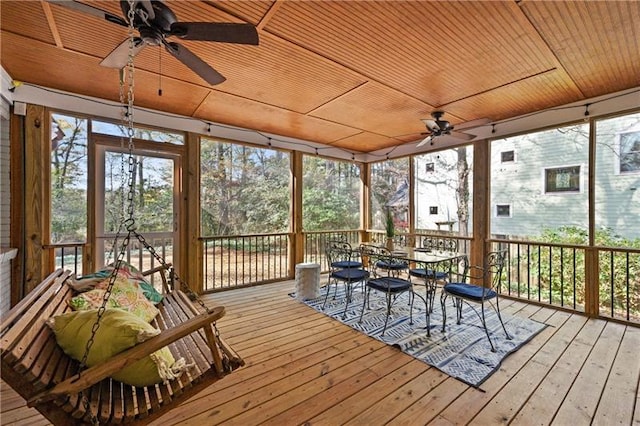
left=1, top=267, right=244, bottom=425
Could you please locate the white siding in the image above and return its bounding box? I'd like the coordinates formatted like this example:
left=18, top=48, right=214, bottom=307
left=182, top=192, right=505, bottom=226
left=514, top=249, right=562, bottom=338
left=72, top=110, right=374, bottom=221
left=0, top=97, right=12, bottom=315
left=490, top=124, right=590, bottom=238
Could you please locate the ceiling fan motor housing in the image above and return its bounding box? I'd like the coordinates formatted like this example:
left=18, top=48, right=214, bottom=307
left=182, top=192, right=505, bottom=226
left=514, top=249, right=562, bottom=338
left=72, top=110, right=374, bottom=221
left=121, top=0, right=176, bottom=33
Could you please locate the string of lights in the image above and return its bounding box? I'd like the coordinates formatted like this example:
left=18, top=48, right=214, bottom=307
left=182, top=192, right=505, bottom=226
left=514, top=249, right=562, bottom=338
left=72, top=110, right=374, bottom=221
left=10, top=81, right=639, bottom=161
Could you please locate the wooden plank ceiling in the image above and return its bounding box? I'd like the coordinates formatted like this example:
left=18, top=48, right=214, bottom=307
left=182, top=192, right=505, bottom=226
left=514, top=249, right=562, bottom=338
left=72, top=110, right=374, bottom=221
left=1, top=0, right=639, bottom=153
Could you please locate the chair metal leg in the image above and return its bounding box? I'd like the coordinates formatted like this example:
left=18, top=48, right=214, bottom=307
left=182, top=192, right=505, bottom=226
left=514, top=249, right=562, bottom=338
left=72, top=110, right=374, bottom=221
left=479, top=302, right=496, bottom=352
left=381, top=291, right=392, bottom=336
left=358, top=287, right=370, bottom=323
left=322, top=278, right=333, bottom=310
left=410, top=289, right=429, bottom=336
left=440, top=292, right=448, bottom=332
left=341, top=282, right=353, bottom=319
left=492, top=298, right=512, bottom=340
left=455, top=298, right=463, bottom=324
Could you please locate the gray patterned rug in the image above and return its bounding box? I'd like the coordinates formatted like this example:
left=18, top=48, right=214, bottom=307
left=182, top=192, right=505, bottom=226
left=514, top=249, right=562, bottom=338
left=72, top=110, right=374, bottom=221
left=294, top=285, right=546, bottom=388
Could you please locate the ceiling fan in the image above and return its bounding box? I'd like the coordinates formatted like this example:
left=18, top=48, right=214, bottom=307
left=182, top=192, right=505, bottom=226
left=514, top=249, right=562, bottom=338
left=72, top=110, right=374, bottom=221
left=416, top=111, right=490, bottom=147
left=47, top=0, right=259, bottom=85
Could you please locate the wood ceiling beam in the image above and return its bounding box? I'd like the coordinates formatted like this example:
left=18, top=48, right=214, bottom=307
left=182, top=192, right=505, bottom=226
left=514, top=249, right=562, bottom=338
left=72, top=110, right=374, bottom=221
left=40, top=0, right=63, bottom=48
left=257, top=0, right=285, bottom=31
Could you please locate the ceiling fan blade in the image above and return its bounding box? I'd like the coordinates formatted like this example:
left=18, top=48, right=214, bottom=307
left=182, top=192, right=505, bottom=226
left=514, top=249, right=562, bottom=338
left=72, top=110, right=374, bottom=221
left=164, top=42, right=226, bottom=85
left=416, top=135, right=433, bottom=147
left=455, top=117, right=491, bottom=131
left=47, top=0, right=127, bottom=27
left=138, top=0, right=155, bottom=20
left=421, top=118, right=438, bottom=131
left=170, top=22, right=259, bottom=45
left=449, top=131, right=475, bottom=140
left=100, top=38, right=145, bottom=69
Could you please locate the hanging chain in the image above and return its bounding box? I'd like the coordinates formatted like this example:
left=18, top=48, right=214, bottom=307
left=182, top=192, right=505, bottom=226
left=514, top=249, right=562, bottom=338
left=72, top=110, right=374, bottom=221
left=77, top=2, right=138, bottom=424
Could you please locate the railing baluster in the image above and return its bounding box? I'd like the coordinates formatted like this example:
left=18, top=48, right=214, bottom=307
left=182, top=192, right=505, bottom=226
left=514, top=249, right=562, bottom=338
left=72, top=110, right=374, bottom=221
left=610, top=251, right=614, bottom=317
left=559, top=247, right=564, bottom=307
left=626, top=251, right=630, bottom=321
left=549, top=245, right=553, bottom=305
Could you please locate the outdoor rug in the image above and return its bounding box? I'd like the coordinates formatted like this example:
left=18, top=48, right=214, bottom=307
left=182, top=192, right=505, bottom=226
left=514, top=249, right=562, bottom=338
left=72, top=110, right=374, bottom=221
left=293, top=285, right=547, bottom=388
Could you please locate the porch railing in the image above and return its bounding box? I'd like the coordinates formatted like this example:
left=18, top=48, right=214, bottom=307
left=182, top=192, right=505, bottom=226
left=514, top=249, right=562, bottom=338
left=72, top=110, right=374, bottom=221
left=303, top=230, right=361, bottom=271
left=491, top=238, right=640, bottom=325
left=597, top=246, right=640, bottom=323
left=490, top=239, right=586, bottom=312
left=45, top=234, right=639, bottom=325
left=45, top=243, right=85, bottom=276
left=45, top=237, right=174, bottom=291
left=202, top=233, right=290, bottom=291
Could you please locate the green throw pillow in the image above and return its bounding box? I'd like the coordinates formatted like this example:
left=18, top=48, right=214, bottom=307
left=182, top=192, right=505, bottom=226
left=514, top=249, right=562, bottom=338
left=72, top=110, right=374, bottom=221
left=47, top=309, right=189, bottom=387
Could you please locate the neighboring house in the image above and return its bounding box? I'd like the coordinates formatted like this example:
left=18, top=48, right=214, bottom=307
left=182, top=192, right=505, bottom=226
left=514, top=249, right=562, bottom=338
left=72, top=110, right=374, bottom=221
left=414, top=148, right=473, bottom=234
left=414, top=114, right=640, bottom=240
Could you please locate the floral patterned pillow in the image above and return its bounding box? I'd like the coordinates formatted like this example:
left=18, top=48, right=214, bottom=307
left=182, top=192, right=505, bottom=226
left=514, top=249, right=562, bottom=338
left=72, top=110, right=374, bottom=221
left=69, top=276, right=160, bottom=323
left=73, top=262, right=164, bottom=304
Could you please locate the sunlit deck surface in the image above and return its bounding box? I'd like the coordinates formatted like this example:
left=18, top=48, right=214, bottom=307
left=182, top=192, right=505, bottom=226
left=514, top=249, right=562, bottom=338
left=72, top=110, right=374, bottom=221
left=2, top=278, right=639, bottom=425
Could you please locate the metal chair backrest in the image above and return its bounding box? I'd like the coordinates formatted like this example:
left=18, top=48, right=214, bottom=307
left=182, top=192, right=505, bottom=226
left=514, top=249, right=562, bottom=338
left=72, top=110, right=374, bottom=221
left=326, top=240, right=357, bottom=269
left=484, top=250, right=507, bottom=290
left=359, top=244, right=405, bottom=278
left=422, top=236, right=459, bottom=252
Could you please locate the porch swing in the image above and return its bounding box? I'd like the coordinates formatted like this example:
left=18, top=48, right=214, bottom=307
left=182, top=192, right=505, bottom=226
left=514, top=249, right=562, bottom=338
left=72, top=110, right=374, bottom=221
left=0, top=6, right=244, bottom=423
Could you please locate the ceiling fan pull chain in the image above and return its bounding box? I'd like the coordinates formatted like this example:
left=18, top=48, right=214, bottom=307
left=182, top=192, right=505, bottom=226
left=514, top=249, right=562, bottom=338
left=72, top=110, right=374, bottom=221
left=158, top=46, right=163, bottom=96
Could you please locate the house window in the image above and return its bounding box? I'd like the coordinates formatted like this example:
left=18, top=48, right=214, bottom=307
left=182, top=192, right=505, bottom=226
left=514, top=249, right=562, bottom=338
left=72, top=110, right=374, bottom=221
left=496, top=204, right=511, bottom=217
left=501, top=150, right=515, bottom=163
left=619, top=131, right=640, bottom=173
left=544, top=165, right=581, bottom=193
left=425, top=162, right=435, bottom=172
left=429, top=206, right=438, bottom=215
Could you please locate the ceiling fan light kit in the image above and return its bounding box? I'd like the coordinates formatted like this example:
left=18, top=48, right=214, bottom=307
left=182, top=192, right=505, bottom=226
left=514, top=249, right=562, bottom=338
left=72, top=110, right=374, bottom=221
left=417, top=111, right=490, bottom=147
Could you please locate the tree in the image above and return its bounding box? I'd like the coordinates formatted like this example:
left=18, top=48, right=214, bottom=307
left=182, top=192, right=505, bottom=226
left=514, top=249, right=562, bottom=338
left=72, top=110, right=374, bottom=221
left=50, top=114, right=89, bottom=243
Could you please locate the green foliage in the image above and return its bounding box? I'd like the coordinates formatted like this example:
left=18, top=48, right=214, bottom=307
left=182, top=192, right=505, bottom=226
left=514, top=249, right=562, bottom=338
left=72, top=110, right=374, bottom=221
left=507, top=226, right=640, bottom=319
left=302, top=157, right=360, bottom=231
left=385, top=209, right=394, bottom=238
left=200, top=141, right=290, bottom=236
left=51, top=186, right=87, bottom=243
left=50, top=114, right=88, bottom=243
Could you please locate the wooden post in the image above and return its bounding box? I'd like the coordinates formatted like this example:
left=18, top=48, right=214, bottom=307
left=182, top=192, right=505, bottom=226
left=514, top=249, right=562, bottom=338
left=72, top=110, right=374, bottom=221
left=10, top=108, right=25, bottom=305
left=471, top=140, right=490, bottom=282
left=585, top=118, right=598, bottom=317
left=185, top=132, right=201, bottom=293
left=584, top=247, right=599, bottom=317
left=360, top=162, right=370, bottom=244
left=23, top=104, right=48, bottom=293
left=408, top=156, right=415, bottom=246
left=291, top=151, right=304, bottom=271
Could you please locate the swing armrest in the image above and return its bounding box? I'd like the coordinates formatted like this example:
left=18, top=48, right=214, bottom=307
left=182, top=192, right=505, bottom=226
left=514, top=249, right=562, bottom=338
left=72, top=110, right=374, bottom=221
left=28, top=305, right=225, bottom=406
left=141, top=263, right=172, bottom=277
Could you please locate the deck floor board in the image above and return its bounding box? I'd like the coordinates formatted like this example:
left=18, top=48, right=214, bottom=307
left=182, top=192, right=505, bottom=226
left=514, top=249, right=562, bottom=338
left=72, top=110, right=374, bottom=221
left=1, top=279, right=638, bottom=426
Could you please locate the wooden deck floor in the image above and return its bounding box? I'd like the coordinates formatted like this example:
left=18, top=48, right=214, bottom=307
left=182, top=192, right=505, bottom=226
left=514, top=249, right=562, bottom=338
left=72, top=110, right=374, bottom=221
left=2, top=279, right=639, bottom=425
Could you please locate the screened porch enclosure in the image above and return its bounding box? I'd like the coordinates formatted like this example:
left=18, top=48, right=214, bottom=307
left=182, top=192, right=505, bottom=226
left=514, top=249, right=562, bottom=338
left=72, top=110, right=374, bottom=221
left=18, top=107, right=636, bottom=328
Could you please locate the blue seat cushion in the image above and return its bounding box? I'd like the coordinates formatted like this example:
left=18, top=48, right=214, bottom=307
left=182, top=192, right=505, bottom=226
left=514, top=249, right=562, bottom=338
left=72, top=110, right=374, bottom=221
left=375, top=260, right=408, bottom=271
left=444, top=282, right=497, bottom=301
left=331, top=269, right=369, bottom=282
left=331, top=260, right=363, bottom=269
left=409, top=268, right=447, bottom=280
left=367, top=277, right=411, bottom=293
